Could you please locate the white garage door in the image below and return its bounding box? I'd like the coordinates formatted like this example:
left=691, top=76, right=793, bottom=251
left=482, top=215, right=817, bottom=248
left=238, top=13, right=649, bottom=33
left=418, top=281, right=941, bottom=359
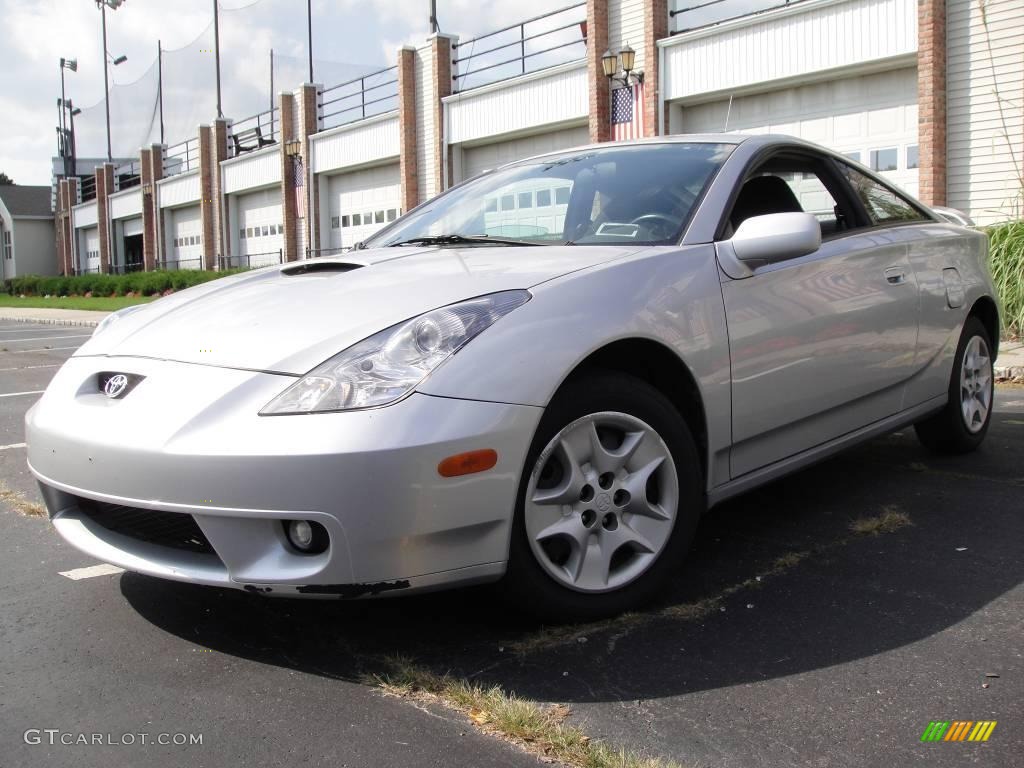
left=675, top=69, right=919, bottom=196
left=80, top=227, right=100, bottom=273
left=327, top=163, right=401, bottom=250
left=168, top=206, right=202, bottom=269
left=461, top=125, right=590, bottom=181
left=236, top=188, right=283, bottom=267
left=122, top=217, right=144, bottom=238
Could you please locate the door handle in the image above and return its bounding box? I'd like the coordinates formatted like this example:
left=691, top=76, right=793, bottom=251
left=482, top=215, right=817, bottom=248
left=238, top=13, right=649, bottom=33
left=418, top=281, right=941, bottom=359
left=884, top=267, right=906, bottom=285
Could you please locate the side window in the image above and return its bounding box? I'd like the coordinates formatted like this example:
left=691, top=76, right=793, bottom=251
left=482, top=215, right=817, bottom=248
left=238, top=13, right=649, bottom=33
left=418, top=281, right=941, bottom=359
left=838, top=163, right=926, bottom=225
left=729, top=161, right=853, bottom=238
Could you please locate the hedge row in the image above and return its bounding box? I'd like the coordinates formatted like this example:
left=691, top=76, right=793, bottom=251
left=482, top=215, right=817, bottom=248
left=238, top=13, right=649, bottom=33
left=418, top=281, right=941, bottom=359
left=3, top=270, right=242, bottom=298
left=989, top=220, right=1024, bottom=338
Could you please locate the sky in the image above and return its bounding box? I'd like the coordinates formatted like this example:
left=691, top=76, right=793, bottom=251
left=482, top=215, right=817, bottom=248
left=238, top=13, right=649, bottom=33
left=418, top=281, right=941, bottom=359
left=0, top=0, right=563, bottom=186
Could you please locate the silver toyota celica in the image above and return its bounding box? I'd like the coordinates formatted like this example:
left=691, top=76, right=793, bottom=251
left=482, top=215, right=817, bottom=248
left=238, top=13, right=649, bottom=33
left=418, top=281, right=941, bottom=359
left=26, top=136, right=999, bottom=620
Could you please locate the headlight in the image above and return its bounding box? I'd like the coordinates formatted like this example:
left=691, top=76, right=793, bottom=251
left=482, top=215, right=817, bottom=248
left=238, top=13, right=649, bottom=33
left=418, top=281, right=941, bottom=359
left=92, top=304, right=146, bottom=336
left=261, top=290, right=531, bottom=414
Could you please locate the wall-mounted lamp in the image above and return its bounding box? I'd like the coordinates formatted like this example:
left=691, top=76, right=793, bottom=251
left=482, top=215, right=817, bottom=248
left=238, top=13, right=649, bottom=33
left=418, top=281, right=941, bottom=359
left=284, top=139, right=302, bottom=157
left=602, top=44, right=643, bottom=87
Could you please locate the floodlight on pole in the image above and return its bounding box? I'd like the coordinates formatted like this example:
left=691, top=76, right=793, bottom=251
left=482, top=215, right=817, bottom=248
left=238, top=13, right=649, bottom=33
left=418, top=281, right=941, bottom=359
left=95, top=0, right=127, bottom=162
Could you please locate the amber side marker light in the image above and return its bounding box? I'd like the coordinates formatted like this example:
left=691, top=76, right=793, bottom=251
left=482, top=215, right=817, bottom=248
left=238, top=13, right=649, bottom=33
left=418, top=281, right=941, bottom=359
left=438, top=449, right=498, bottom=477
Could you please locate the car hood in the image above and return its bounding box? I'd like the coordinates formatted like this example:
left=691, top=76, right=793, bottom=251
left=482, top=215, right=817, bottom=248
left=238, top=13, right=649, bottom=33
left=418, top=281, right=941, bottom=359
left=76, top=244, right=638, bottom=374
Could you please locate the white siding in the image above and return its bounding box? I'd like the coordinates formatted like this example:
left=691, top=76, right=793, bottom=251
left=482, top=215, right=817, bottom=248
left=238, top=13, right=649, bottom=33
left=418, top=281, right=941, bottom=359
left=222, top=146, right=281, bottom=195
left=661, top=0, right=918, bottom=102
left=415, top=43, right=437, bottom=203
left=311, top=112, right=400, bottom=174
left=235, top=188, right=283, bottom=266
left=72, top=200, right=98, bottom=229
left=108, top=188, right=143, bottom=220
left=446, top=63, right=589, bottom=145
left=157, top=170, right=201, bottom=208
left=326, top=163, right=402, bottom=250
left=608, top=0, right=647, bottom=74
left=946, top=0, right=1024, bottom=224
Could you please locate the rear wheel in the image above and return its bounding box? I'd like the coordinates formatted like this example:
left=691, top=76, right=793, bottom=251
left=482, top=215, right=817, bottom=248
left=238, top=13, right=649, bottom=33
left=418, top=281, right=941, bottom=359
left=504, top=371, right=704, bottom=622
left=914, top=317, right=994, bottom=454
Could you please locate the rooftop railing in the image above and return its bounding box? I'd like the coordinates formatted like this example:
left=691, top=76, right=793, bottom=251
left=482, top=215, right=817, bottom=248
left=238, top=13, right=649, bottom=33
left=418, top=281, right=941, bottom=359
left=230, top=107, right=280, bottom=157
left=80, top=175, right=97, bottom=203
left=670, top=0, right=806, bottom=34
left=115, top=159, right=141, bottom=191
left=163, top=137, right=199, bottom=177
left=453, top=2, right=587, bottom=93
left=319, top=65, right=399, bottom=131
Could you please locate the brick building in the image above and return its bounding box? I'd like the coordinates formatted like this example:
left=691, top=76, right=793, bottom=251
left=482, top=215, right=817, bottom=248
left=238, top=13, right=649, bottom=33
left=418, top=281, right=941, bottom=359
left=54, top=0, right=1023, bottom=275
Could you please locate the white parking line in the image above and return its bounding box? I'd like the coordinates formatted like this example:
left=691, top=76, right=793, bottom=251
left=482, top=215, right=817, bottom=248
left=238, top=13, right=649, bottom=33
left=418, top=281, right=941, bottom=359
left=0, top=443, right=27, bottom=451
left=0, top=364, right=60, bottom=372
left=0, top=390, right=45, bottom=398
left=59, top=564, right=125, bottom=580
left=9, top=346, right=81, bottom=354
left=2, top=334, right=92, bottom=343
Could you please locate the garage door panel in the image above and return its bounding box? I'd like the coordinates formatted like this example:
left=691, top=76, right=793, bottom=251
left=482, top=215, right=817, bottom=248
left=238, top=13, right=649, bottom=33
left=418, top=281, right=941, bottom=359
left=327, top=163, right=401, bottom=250
left=462, top=125, right=589, bottom=180
left=169, top=206, right=202, bottom=268
left=236, top=188, right=283, bottom=265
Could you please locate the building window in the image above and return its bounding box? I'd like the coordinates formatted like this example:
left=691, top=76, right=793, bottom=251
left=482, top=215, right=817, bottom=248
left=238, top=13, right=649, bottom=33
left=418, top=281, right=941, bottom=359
left=906, top=144, right=919, bottom=169
left=518, top=192, right=533, bottom=209
left=342, top=215, right=350, bottom=227
left=536, top=189, right=551, bottom=207
left=843, top=151, right=861, bottom=163
left=387, top=208, right=397, bottom=222
left=555, top=186, right=571, bottom=205
left=239, top=228, right=246, bottom=239
left=331, top=216, right=340, bottom=229
left=500, top=194, right=515, bottom=211
left=3, top=230, right=12, bottom=260
left=352, top=213, right=362, bottom=226
left=261, top=225, right=269, bottom=237
left=869, top=148, right=898, bottom=172
left=375, top=210, right=385, bottom=224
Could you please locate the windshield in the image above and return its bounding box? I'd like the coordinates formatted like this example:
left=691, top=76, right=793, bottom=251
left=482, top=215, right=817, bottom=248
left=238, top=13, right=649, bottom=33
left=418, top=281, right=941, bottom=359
left=365, top=143, right=734, bottom=248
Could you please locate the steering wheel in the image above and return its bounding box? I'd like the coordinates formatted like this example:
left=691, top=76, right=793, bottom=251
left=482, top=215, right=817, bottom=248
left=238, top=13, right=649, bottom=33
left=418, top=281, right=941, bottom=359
left=629, top=213, right=678, bottom=240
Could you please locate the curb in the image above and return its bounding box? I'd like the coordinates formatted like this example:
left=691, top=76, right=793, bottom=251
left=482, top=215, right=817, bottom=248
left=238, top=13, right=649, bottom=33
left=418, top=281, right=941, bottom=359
left=995, top=365, right=1024, bottom=383
left=0, top=315, right=103, bottom=328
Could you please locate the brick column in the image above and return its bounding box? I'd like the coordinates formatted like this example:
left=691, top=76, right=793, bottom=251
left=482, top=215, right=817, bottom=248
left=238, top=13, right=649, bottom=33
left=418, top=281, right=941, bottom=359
left=63, top=178, right=78, bottom=275
left=297, top=84, right=321, bottom=256
left=643, top=0, right=668, bottom=137
left=198, top=126, right=216, bottom=270
left=587, top=0, right=612, bottom=143
left=141, top=144, right=163, bottom=270
left=95, top=164, right=114, bottom=274
left=431, top=35, right=455, bottom=192
left=55, top=179, right=67, bottom=275
left=280, top=92, right=299, bottom=263
left=918, top=0, right=946, bottom=207
left=397, top=46, right=419, bottom=213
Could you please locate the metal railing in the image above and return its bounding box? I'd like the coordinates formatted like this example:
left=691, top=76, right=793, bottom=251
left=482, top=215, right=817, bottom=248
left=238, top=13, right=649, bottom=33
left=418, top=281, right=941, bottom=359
left=230, top=108, right=280, bottom=157
left=163, top=137, right=199, bottom=177
left=109, top=262, right=145, bottom=275
left=670, top=0, right=805, bottom=34
left=74, top=265, right=101, bottom=275
left=115, top=159, right=141, bottom=191
left=453, top=2, right=587, bottom=92
left=218, top=250, right=283, bottom=271
left=319, top=65, right=399, bottom=130
left=159, top=258, right=205, bottom=271
left=80, top=175, right=97, bottom=203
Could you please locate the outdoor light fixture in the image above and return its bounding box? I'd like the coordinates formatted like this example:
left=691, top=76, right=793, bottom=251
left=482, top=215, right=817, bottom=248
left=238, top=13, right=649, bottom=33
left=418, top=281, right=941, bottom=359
left=110, top=54, right=128, bottom=66
left=602, top=44, right=643, bottom=87
left=61, top=57, right=78, bottom=72
left=59, top=58, right=78, bottom=177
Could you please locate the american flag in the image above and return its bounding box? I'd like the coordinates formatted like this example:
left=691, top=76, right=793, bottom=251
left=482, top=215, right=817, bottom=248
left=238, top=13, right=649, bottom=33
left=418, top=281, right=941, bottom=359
left=292, top=155, right=305, bottom=219
left=611, top=83, right=644, bottom=140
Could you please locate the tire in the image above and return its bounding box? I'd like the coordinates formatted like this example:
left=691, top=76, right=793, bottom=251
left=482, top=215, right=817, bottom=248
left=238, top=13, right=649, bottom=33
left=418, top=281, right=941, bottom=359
left=503, top=370, right=704, bottom=622
left=914, top=317, right=994, bottom=454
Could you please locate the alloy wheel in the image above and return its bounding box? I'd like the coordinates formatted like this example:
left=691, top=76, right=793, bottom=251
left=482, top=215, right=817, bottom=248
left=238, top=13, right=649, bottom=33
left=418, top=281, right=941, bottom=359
left=960, top=335, right=992, bottom=434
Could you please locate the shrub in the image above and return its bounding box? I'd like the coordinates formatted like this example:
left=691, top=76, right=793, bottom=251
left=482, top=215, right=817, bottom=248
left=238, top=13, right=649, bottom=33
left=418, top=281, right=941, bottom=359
left=988, top=220, right=1024, bottom=338
left=4, top=269, right=233, bottom=298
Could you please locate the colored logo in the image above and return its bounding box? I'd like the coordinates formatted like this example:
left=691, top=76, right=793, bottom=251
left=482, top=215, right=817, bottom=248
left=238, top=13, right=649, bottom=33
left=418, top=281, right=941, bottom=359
left=921, top=721, right=997, bottom=742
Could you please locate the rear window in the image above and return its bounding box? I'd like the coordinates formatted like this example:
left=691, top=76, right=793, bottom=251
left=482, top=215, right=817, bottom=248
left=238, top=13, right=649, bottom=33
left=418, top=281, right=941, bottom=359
left=838, top=163, right=928, bottom=226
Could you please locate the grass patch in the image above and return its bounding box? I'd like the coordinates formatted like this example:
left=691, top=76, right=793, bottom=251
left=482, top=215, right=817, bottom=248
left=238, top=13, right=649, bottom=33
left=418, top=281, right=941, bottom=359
left=370, top=656, right=680, bottom=768
left=849, top=506, right=913, bottom=536
left=0, top=481, right=46, bottom=517
left=0, top=294, right=155, bottom=312
left=988, top=220, right=1024, bottom=338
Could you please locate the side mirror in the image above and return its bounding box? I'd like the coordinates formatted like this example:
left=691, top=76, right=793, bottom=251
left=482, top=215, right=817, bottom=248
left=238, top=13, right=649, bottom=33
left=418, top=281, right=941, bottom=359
left=730, top=212, right=821, bottom=265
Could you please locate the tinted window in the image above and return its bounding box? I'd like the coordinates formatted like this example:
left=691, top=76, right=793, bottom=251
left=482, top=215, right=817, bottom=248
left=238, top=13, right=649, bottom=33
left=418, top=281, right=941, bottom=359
left=365, top=143, right=734, bottom=247
left=838, top=163, right=927, bottom=225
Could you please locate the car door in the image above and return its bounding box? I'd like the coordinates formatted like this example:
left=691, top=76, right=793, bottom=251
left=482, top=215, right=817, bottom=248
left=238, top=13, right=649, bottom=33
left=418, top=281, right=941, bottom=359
left=718, top=151, right=920, bottom=478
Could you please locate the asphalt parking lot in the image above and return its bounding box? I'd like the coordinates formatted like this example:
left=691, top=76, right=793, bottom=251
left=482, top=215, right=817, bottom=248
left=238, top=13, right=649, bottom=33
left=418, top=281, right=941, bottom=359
left=1, top=321, right=1021, bottom=768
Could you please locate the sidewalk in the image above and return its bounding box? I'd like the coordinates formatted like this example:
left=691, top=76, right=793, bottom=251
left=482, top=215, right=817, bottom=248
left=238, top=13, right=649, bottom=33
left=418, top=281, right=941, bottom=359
left=997, top=339, right=1024, bottom=382
left=0, top=307, right=110, bottom=327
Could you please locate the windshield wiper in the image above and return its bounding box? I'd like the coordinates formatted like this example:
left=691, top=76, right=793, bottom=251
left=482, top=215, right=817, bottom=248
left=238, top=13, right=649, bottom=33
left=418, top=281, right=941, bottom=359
left=386, top=234, right=543, bottom=247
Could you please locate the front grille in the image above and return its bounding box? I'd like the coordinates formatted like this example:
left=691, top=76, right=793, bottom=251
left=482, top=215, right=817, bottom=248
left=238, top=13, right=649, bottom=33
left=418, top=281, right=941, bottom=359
left=77, top=499, right=214, bottom=554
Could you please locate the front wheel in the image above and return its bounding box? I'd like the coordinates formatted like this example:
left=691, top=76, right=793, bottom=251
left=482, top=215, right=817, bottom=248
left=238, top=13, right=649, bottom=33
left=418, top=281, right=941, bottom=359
left=914, top=317, right=994, bottom=454
left=504, top=371, right=704, bottom=622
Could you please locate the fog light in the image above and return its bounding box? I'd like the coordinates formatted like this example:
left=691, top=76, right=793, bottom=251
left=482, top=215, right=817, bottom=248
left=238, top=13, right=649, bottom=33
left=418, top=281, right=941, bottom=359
left=285, top=519, right=328, bottom=554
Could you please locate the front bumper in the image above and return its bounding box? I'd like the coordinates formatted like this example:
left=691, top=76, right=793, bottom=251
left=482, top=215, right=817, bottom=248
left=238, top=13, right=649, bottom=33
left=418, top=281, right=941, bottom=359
left=27, top=355, right=542, bottom=596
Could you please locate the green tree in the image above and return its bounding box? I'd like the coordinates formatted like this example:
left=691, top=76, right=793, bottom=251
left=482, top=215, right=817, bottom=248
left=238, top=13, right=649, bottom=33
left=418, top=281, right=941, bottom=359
left=0, top=172, right=15, bottom=185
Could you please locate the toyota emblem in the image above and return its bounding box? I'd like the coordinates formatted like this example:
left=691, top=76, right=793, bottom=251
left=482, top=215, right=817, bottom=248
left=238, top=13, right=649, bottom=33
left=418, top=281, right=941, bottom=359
left=104, top=374, right=130, bottom=399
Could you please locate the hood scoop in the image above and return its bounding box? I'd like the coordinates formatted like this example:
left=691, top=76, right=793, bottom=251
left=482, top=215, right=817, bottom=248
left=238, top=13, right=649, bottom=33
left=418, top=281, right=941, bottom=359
left=280, top=261, right=364, bottom=276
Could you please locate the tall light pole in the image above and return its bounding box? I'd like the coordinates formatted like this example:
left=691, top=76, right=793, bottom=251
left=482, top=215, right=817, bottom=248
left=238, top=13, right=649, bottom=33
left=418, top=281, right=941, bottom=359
left=59, top=57, right=77, bottom=176
left=307, top=0, right=313, bottom=83
left=66, top=101, right=82, bottom=181
left=96, top=0, right=127, bottom=162
left=213, top=0, right=223, bottom=118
